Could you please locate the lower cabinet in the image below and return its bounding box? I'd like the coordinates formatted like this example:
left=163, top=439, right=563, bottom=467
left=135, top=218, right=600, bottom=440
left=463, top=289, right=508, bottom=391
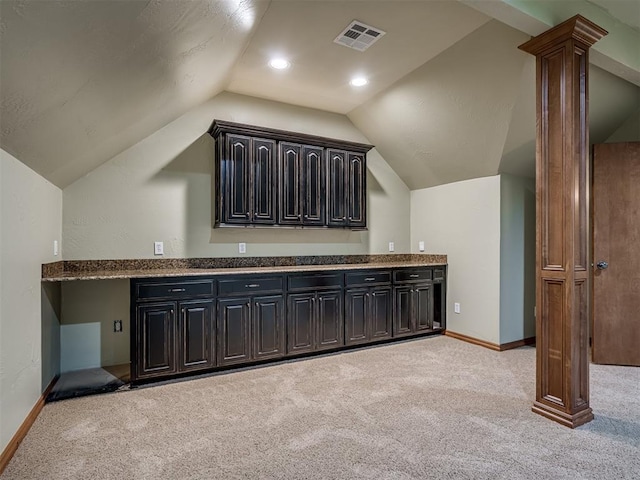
left=287, top=290, right=343, bottom=354
left=345, top=286, right=392, bottom=345
left=132, top=266, right=446, bottom=384
left=135, top=299, right=214, bottom=381
left=218, top=295, right=285, bottom=366
left=393, top=284, right=432, bottom=337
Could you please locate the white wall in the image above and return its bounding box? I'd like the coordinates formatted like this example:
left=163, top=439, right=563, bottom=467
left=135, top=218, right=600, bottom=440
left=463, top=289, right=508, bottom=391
left=605, top=107, right=640, bottom=143
left=63, top=91, right=410, bottom=260
left=411, top=176, right=501, bottom=344
left=0, top=149, right=62, bottom=454
left=499, top=174, right=536, bottom=344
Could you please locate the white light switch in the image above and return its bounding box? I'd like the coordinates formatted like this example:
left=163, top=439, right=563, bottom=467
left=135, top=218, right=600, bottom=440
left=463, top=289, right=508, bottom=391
left=454, top=303, right=461, bottom=314
left=388, top=242, right=395, bottom=252
left=418, top=241, right=425, bottom=252
left=154, top=241, right=164, bottom=255
left=239, top=242, right=246, bottom=254
left=53, top=240, right=59, bottom=256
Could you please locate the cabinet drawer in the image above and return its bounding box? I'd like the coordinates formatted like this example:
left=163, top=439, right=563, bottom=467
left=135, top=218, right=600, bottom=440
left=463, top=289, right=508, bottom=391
left=136, top=279, right=215, bottom=300
left=434, top=268, right=445, bottom=280
left=218, top=276, right=283, bottom=296
left=288, top=273, right=343, bottom=291
left=345, top=270, right=391, bottom=287
left=394, top=268, right=432, bottom=283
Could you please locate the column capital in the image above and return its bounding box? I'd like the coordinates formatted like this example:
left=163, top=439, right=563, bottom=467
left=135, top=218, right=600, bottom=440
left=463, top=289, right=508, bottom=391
left=518, top=14, right=607, bottom=55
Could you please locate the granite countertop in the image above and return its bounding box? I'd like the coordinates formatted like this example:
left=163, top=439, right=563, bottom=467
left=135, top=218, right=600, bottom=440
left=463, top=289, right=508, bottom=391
left=42, top=254, right=447, bottom=282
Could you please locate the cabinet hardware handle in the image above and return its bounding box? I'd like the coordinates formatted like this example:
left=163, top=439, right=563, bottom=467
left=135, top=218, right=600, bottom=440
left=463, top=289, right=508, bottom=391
left=246, top=284, right=260, bottom=288
left=409, top=274, right=420, bottom=278
left=169, top=288, right=186, bottom=292
left=365, top=277, right=376, bottom=281
left=304, top=215, right=309, bottom=219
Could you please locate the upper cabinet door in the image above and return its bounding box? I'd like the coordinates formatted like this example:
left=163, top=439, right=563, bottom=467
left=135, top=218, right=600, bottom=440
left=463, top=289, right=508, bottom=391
left=347, top=153, right=366, bottom=229
left=252, top=138, right=277, bottom=224
left=327, top=149, right=347, bottom=226
left=302, top=146, right=326, bottom=226
left=279, top=142, right=302, bottom=225
left=224, top=134, right=252, bottom=224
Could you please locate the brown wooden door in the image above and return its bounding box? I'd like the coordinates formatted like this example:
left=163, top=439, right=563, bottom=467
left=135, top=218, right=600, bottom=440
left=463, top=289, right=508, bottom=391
left=218, top=297, right=251, bottom=366
left=252, top=138, right=277, bottom=224
left=224, top=134, right=251, bottom=224
left=592, top=142, right=640, bottom=366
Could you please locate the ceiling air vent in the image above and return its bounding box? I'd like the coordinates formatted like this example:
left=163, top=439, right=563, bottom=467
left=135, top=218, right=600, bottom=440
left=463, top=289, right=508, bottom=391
left=334, top=20, right=386, bottom=52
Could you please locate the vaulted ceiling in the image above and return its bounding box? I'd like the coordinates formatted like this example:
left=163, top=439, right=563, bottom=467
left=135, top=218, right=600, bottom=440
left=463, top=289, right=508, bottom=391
left=1, top=0, right=639, bottom=189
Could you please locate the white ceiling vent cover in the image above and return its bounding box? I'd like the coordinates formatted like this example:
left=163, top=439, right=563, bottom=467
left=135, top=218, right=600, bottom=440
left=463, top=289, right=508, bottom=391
left=334, top=20, right=386, bottom=52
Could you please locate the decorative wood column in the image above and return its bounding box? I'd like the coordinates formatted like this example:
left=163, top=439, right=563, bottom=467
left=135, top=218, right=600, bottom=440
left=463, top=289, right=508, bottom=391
left=519, top=16, right=607, bottom=428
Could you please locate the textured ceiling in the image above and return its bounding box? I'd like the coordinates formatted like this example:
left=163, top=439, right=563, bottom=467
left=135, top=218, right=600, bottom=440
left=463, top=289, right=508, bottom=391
left=0, top=0, right=639, bottom=190
left=227, top=0, right=489, bottom=113
left=0, top=0, right=269, bottom=187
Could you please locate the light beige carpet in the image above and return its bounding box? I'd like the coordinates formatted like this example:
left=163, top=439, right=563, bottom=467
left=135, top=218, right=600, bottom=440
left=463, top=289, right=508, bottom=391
left=3, top=336, right=639, bottom=479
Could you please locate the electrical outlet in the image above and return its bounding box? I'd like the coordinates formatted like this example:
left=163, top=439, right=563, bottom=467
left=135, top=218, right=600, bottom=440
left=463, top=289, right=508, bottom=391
left=388, top=242, right=395, bottom=252
left=418, top=241, right=425, bottom=252
left=454, top=303, right=461, bottom=314
left=154, top=241, right=164, bottom=255
left=53, top=240, right=59, bottom=256
left=114, top=320, right=123, bottom=333
left=239, top=242, right=246, bottom=254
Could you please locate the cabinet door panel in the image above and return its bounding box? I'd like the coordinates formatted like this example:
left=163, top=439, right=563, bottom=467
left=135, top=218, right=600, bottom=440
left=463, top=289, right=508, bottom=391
left=328, top=149, right=346, bottom=226
left=253, top=138, right=277, bottom=224
left=218, top=298, right=251, bottom=366
left=253, top=295, right=285, bottom=360
left=415, top=284, right=432, bottom=331
left=347, top=153, right=366, bottom=228
left=287, top=293, right=315, bottom=354
left=225, top=135, right=251, bottom=223
left=303, top=146, right=325, bottom=225
left=179, top=300, right=214, bottom=372
left=393, top=286, right=413, bottom=337
left=317, top=290, right=343, bottom=350
left=370, top=287, right=392, bottom=339
left=137, top=303, right=176, bottom=378
left=345, top=289, right=368, bottom=345
left=279, top=142, right=302, bottom=225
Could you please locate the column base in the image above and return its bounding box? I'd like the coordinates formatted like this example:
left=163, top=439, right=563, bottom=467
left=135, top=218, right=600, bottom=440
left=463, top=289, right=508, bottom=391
left=532, top=401, right=594, bottom=428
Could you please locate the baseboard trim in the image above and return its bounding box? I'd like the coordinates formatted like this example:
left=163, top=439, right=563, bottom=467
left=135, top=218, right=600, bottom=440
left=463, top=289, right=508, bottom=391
left=0, top=375, right=58, bottom=475
left=444, top=331, right=536, bottom=351
left=499, top=336, right=536, bottom=351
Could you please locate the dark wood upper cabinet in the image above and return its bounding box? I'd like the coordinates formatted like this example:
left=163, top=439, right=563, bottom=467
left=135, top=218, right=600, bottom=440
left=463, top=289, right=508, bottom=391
left=210, top=120, right=371, bottom=229
left=327, top=149, right=347, bottom=226
left=252, top=138, right=277, bottom=224
left=347, top=153, right=366, bottom=229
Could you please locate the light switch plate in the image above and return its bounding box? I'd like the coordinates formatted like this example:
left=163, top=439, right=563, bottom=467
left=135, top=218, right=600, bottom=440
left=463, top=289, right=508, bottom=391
left=154, top=241, right=164, bottom=255
left=388, top=242, right=395, bottom=252
left=239, top=242, right=247, bottom=254
left=454, top=303, right=461, bottom=314
left=418, top=241, right=425, bottom=252
left=53, top=240, right=59, bottom=256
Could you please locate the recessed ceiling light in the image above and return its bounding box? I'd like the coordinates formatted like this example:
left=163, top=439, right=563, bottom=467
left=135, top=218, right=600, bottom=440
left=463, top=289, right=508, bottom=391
left=350, top=77, right=368, bottom=87
left=269, top=58, right=290, bottom=70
